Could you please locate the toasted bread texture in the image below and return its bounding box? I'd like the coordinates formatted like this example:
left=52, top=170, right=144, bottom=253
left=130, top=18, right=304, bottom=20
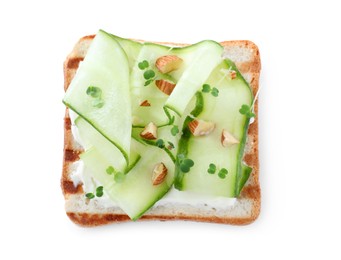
left=62, top=35, right=261, bottom=227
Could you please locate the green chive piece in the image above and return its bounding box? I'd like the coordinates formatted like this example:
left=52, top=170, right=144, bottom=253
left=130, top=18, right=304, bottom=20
left=202, top=84, right=211, bottom=93
left=85, top=193, right=95, bottom=199
left=143, top=70, right=155, bottom=80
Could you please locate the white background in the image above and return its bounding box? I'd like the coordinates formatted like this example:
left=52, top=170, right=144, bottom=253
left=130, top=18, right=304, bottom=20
left=1, top=0, right=340, bottom=259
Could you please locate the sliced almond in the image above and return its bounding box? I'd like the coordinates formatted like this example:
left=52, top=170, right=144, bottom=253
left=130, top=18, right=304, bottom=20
left=140, top=100, right=151, bottom=106
left=155, top=55, right=183, bottom=74
left=140, top=122, right=157, bottom=140
left=155, top=79, right=176, bottom=95
left=188, top=119, right=215, bottom=136
left=221, top=129, right=239, bottom=147
left=152, top=162, right=168, bottom=185
left=230, top=70, right=237, bottom=79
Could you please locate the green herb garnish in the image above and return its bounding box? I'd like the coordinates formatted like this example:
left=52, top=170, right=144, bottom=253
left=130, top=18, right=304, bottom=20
left=167, top=141, right=175, bottom=150
left=171, top=125, right=179, bottom=136
left=85, top=193, right=95, bottom=199
left=207, top=163, right=216, bottom=174
left=143, top=70, right=156, bottom=80
left=86, top=86, right=102, bottom=98
left=95, top=186, right=104, bottom=197
left=106, top=166, right=115, bottom=175
left=218, top=168, right=228, bottom=179
left=211, top=87, right=219, bottom=97
left=179, top=158, right=195, bottom=173
left=156, top=139, right=165, bottom=148
left=86, top=86, right=104, bottom=108
left=138, top=60, right=149, bottom=70
left=202, top=84, right=211, bottom=93
left=239, top=104, right=256, bottom=118
left=201, top=84, right=219, bottom=97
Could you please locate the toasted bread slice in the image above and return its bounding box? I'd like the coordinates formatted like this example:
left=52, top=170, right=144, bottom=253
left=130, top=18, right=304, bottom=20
left=61, top=35, right=261, bottom=226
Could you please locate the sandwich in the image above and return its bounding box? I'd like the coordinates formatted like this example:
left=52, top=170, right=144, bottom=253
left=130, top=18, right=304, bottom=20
left=62, top=30, right=261, bottom=226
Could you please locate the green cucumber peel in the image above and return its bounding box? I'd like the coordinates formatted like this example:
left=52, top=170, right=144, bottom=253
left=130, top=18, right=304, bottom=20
left=63, top=102, right=130, bottom=165
left=174, top=92, right=204, bottom=190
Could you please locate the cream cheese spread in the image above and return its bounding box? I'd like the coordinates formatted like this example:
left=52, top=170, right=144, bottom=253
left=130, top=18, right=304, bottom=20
left=68, top=111, right=236, bottom=209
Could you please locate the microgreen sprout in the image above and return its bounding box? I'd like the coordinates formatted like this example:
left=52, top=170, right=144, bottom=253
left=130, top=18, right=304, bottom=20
left=178, top=157, right=195, bottom=173
left=167, top=141, right=175, bottom=150
left=202, top=84, right=211, bottom=93
left=85, top=193, right=95, bottom=199
left=211, top=87, right=219, bottom=97
left=95, top=186, right=104, bottom=197
left=86, top=86, right=102, bottom=98
left=207, top=163, right=216, bottom=174
left=201, top=84, right=219, bottom=97
left=207, top=163, right=228, bottom=179
left=106, top=166, right=115, bottom=175
left=144, top=70, right=155, bottom=80
left=218, top=168, right=228, bottom=179
left=138, top=60, right=157, bottom=86
left=86, top=86, right=104, bottom=108
left=138, top=60, right=149, bottom=70
left=85, top=186, right=104, bottom=200
left=171, top=125, right=179, bottom=136
left=156, top=139, right=165, bottom=148
left=239, top=104, right=256, bottom=118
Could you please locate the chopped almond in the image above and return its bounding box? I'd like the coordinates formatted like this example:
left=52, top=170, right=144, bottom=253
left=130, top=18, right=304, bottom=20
left=155, top=55, right=183, bottom=74
left=152, top=163, right=168, bottom=185
left=155, top=79, right=176, bottom=95
left=230, top=70, right=237, bottom=79
left=188, top=119, right=215, bottom=136
left=221, top=129, right=239, bottom=147
left=140, top=122, right=157, bottom=140
left=140, top=100, right=151, bottom=106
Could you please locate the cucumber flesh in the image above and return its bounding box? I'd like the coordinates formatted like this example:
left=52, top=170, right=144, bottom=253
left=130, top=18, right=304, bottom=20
left=165, top=41, right=223, bottom=116
left=75, top=117, right=140, bottom=173
left=108, top=33, right=142, bottom=70
left=80, top=140, right=174, bottom=220
left=63, top=30, right=132, bottom=165
left=176, top=59, right=253, bottom=197
left=130, top=43, right=175, bottom=126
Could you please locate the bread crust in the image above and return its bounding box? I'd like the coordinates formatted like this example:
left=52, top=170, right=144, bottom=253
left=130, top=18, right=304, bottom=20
left=62, top=35, right=261, bottom=226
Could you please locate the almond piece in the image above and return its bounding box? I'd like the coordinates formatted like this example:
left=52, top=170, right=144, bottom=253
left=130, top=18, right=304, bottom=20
left=221, top=129, right=239, bottom=147
left=152, top=163, right=168, bottom=185
left=155, top=55, right=183, bottom=74
left=140, top=100, right=151, bottom=106
left=155, top=79, right=176, bottom=95
left=140, top=122, right=157, bottom=140
left=188, top=119, right=215, bottom=136
left=230, top=70, right=237, bottom=79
